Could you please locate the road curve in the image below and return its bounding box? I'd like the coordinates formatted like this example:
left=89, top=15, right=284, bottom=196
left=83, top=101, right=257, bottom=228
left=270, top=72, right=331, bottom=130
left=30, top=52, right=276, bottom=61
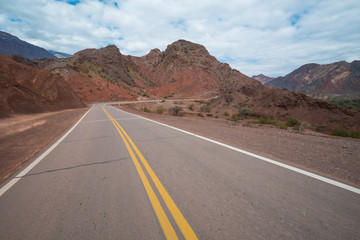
left=0, top=104, right=359, bottom=239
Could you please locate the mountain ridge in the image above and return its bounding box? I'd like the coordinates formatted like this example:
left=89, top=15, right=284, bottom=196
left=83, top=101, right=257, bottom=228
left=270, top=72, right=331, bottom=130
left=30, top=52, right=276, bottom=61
left=0, top=31, right=56, bottom=60
left=3, top=34, right=359, bottom=132
left=264, top=61, right=360, bottom=99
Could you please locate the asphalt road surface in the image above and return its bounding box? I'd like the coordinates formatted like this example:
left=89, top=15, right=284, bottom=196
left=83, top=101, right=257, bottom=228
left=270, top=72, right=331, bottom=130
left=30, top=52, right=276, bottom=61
left=0, top=104, right=359, bottom=239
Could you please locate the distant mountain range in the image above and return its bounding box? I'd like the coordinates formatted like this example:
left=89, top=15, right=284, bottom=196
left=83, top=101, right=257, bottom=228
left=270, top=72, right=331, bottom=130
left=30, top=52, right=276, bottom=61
left=0, top=31, right=57, bottom=60
left=47, top=50, right=71, bottom=58
left=1, top=31, right=359, bottom=132
left=255, top=61, right=360, bottom=99
left=251, top=74, right=275, bottom=84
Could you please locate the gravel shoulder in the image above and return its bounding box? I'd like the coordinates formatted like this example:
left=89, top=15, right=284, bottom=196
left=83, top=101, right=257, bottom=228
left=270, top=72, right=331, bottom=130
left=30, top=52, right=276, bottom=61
left=117, top=106, right=360, bottom=187
left=0, top=107, right=89, bottom=184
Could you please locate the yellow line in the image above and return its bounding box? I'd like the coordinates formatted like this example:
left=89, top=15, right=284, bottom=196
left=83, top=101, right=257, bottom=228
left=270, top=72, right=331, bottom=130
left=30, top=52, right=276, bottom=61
left=102, top=107, right=178, bottom=240
left=103, top=107, right=198, bottom=240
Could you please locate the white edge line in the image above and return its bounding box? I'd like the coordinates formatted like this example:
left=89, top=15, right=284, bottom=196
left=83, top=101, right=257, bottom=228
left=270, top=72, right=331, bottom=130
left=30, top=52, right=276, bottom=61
left=110, top=106, right=360, bottom=195
left=0, top=106, right=93, bottom=198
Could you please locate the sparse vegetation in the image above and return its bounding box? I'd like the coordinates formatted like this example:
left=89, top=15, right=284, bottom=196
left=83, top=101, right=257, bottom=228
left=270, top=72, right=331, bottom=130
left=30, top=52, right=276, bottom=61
left=230, top=115, right=243, bottom=122
left=325, top=98, right=360, bottom=112
left=286, top=116, right=300, bottom=127
left=195, top=100, right=210, bottom=105
left=188, top=104, right=194, bottom=111
left=330, top=126, right=360, bottom=139
left=164, top=93, right=175, bottom=99
left=200, top=105, right=211, bottom=113
left=258, top=117, right=287, bottom=130
left=206, top=113, right=213, bottom=117
left=239, top=107, right=253, bottom=118
left=156, top=106, right=164, bottom=114
left=286, top=117, right=308, bottom=133
left=142, top=107, right=152, bottom=113
left=169, top=106, right=183, bottom=116
left=224, top=111, right=229, bottom=117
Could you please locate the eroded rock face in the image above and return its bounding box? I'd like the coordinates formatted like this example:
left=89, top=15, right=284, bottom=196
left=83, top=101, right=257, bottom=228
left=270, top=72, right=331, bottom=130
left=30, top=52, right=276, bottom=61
left=0, top=54, right=84, bottom=117
left=12, top=39, right=358, bottom=131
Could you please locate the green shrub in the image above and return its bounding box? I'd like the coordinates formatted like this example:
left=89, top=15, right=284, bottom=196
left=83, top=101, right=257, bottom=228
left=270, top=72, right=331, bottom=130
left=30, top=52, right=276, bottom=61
left=200, top=105, right=211, bottom=113
left=142, top=107, right=152, bottom=113
left=259, top=117, right=287, bottom=130
left=230, top=115, right=243, bottom=121
left=156, top=106, right=164, bottom=114
left=224, top=111, right=229, bottom=117
left=206, top=113, right=213, bottom=117
left=240, top=107, right=253, bottom=118
left=169, top=106, right=183, bottom=116
left=330, top=126, right=360, bottom=139
left=188, top=104, right=194, bottom=111
left=286, top=117, right=300, bottom=127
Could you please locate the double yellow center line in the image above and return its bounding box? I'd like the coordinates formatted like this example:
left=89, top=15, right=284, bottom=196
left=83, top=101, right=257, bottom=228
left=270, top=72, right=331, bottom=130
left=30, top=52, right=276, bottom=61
left=103, top=107, right=198, bottom=240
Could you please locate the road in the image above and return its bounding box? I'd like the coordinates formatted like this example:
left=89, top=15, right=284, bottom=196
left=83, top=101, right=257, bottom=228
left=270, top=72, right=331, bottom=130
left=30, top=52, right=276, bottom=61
left=0, top=104, right=359, bottom=239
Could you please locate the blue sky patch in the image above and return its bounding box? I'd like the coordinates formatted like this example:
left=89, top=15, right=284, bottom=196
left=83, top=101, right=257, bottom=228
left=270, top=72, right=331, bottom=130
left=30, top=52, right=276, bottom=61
left=56, top=0, right=80, bottom=5
left=290, top=14, right=301, bottom=25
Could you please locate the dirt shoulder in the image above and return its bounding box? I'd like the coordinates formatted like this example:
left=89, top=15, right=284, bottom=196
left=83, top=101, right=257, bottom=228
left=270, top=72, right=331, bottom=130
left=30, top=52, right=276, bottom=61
left=0, top=107, right=89, bottom=184
left=116, top=105, right=360, bottom=187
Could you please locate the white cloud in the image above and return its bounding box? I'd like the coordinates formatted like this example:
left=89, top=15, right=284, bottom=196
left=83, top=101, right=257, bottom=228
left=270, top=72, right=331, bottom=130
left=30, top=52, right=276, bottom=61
left=0, top=0, right=359, bottom=77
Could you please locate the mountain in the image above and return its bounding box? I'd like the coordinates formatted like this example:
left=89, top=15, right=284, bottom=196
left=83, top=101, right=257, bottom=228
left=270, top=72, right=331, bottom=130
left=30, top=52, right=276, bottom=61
left=0, top=54, right=84, bottom=118
left=0, top=31, right=56, bottom=60
left=132, top=40, right=262, bottom=98
left=265, top=61, right=360, bottom=99
left=48, top=50, right=71, bottom=58
left=252, top=74, right=275, bottom=84
left=37, top=45, right=141, bottom=102
left=34, top=39, right=359, bottom=132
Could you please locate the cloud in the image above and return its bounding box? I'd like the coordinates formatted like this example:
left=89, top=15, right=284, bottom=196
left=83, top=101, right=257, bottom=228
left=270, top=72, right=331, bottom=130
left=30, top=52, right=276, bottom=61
left=0, top=0, right=359, bottom=77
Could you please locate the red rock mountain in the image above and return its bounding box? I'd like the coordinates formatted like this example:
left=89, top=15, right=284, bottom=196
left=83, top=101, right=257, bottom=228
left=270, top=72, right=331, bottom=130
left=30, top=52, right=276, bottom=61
left=0, top=54, right=84, bottom=118
left=132, top=40, right=263, bottom=98
left=264, top=61, right=360, bottom=99
left=252, top=74, right=275, bottom=84
left=22, top=39, right=359, bottom=132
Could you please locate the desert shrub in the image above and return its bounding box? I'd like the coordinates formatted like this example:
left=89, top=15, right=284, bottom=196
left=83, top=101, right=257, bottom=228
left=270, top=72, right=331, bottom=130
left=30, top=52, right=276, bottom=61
left=188, top=104, right=194, bottom=111
left=200, top=105, right=211, bottom=113
left=330, top=126, right=360, bottom=139
left=240, top=107, right=253, bottom=118
left=169, top=106, right=183, bottom=116
left=286, top=116, right=300, bottom=127
left=259, top=117, right=287, bottom=130
left=142, top=107, right=152, bottom=113
left=224, top=111, right=229, bottom=117
left=326, top=98, right=360, bottom=112
left=156, top=106, right=164, bottom=114
left=230, top=115, right=243, bottom=121
left=206, top=113, right=213, bottom=117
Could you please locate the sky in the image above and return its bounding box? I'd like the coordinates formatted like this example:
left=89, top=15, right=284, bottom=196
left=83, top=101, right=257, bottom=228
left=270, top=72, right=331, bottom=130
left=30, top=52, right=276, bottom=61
left=0, top=0, right=359, bottom=77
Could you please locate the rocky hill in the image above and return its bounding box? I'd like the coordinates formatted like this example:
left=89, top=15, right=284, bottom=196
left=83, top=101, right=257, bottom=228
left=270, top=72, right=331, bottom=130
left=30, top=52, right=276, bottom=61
left=0, top=31, right=56, bottom=60
left=0, top=54, right=84, bottom=118
left=252, top=74, right=275, bottom=84
left=22, top=39, right=359, bottom=132
left=264, top=61, right=360, bottom=99
left=132, top=40, right=262, bottom=98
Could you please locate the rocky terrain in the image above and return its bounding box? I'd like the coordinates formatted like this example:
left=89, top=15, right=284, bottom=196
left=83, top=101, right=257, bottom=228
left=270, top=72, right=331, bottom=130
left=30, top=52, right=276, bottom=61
left=252, top=74, right=275, bottom=84
left=0, top=31, right=56, bottom=60
left=3, top=34, right=360, bottom=133
left=0, top=54, right=85, bottom=118
left=264, top=61, right=360, bottom=99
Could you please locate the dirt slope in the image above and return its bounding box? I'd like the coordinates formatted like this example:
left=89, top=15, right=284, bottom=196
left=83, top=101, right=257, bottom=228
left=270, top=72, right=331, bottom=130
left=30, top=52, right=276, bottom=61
left=0, top=54, right=84, bottom=117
